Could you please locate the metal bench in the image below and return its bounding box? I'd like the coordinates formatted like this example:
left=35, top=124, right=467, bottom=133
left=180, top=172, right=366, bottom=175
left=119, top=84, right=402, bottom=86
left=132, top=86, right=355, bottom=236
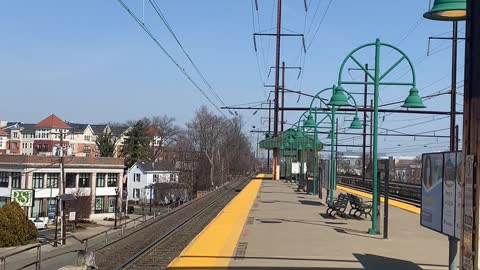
left=347, top=193, right=372, bottom=219
left=326, top=193, right=348, bottom=217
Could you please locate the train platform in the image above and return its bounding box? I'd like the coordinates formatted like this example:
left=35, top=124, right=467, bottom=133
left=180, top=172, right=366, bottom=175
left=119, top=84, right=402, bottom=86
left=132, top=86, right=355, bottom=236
left=168, top=174, right=450, bottom=270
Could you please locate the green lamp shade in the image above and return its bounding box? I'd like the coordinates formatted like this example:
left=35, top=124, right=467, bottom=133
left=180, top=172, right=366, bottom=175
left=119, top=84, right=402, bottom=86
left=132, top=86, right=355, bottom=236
left=288, top=136, right=295, bottom=144
left=280, top=144, right=285, bottom=150
left=298, top=144, right=303, bottom=150
left=306, top=143, right=312, bottom=149
left=349, top=116, right=363, bottom=129
left=295, top=129, right=304, bottom=139
left=423, top=0, right=466, bottom=21
left=402, top=87, right=426, bottom=108
left=328, top=85, right=350, bottom=107
left=284, top=142, right=290, bottom=149
left=303, top=114, right=316, bottom=128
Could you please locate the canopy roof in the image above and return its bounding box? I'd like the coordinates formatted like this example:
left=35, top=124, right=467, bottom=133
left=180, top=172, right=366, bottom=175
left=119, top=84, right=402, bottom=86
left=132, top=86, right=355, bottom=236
left=259, top=128, right=322, bottom=150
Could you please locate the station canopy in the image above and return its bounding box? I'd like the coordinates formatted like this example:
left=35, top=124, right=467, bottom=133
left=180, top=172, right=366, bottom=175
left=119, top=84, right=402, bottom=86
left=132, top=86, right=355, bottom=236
left=259, top=128, right=322, bottom=151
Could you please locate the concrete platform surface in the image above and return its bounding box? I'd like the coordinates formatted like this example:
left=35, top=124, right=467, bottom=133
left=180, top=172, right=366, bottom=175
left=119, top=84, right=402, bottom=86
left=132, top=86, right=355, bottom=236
left=169, top=177, right=451, bottom=270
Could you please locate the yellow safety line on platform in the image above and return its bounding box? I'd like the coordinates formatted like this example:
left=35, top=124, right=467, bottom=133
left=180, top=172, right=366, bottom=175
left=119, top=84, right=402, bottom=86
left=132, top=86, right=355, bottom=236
left=337, top=185, right=420, bottom=214
left=167, top=174, right=263, bottom=269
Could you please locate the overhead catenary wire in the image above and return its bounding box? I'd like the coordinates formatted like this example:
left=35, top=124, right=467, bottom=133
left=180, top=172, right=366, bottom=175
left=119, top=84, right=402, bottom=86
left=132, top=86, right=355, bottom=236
left=115, top=0, right=226, bottom=117
left=305, top=0, right=333, bottom=51
left=149, top=0, right=228, bottom=108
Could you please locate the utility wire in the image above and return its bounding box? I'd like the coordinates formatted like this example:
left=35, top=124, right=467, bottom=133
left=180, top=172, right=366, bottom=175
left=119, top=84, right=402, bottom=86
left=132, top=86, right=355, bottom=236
left=306, top=0, right=333, bottom=51
left=115, top=0, right=226, bottom=117
left=149, top=0, right=227, bottom=107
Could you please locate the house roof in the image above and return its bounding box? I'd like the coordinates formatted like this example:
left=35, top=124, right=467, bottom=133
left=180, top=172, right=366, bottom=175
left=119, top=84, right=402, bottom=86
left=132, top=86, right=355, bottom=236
left=91, top=124, right=107, bottom=135
left=35, top=114, right=70, bottom=129
left=68, top=123, right=89, bottom=134
left=18, top=124, right=36, bottom=133
left=110, top=126, right=129, bottom=137
left=145, top=125, right=161, bottom=136
left=4, top=123, right=36, bottom=133
left=136, top=160, right=176, bottom=172
left=0, top=129, right=8, bottom=136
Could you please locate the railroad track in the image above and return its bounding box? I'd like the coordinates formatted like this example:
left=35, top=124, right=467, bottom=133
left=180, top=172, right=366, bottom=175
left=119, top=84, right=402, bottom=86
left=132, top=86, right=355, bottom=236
left=92, top=176, right=251, bottom=270
left=338, top=182, right=421, bottom=207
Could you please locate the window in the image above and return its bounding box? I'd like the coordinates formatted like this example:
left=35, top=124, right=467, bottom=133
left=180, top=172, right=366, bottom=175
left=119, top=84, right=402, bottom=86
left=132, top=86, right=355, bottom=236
left=13, top=132, right=17, bottom=139
left=134, top=173, right=141, bottom=182
left=96, top=173, right=105, bottom=187
left=11, top=173, right=21, bottom=188
left=0, top=141, right=3, bottom=148
left=11, top=142, right=17, bottom=150
left=33, top=173, right=44, bottom=188
left=66, top=174, right=76, bottom=188
left=83, top=145, right=91, bottom=152
left=79, top=173, right=90, bottom=188
left=133, top=188, right=140, bottom=199
left=46, top=173, right=59, bottom=188
left=170, top=174, right=176, bottom=182
left=84, top=135, right=91, bottom=141
left=153, top=174, right=158, bottom=183
left=108, top=196, right=115, bottom=213
left=95, top=197, right=104, bottom=213
left=107, top=174, right=117, bottom=187
left=0, top=172, right=8, bottom=188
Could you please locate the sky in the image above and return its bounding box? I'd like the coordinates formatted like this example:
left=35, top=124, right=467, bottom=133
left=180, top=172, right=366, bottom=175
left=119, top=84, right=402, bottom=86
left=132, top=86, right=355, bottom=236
left=0, top=1, right=465, bottom=156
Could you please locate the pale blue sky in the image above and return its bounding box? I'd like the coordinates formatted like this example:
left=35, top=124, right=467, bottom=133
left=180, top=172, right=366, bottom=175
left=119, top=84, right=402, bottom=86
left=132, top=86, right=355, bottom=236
left=0, top=1, right=464, bottom=155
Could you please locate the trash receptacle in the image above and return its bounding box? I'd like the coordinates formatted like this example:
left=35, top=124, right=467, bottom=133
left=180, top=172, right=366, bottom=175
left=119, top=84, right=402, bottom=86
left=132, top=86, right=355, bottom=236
left=128, top=206, right=134, bottom=214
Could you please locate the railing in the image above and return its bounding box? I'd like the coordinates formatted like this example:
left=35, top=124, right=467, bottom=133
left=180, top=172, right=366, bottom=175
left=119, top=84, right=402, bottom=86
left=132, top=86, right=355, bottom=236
left=0, top=191, right=214, bottom=269
left=0, top=208, right=173, bottom=270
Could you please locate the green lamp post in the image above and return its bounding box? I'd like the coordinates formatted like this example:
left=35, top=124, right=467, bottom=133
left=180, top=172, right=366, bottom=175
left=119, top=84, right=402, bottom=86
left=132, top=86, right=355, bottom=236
left=337, top=39, right=425, bottom=235
left=424, top=1, right=465, bottom=269
left=307, top=86, right=363, bottom=200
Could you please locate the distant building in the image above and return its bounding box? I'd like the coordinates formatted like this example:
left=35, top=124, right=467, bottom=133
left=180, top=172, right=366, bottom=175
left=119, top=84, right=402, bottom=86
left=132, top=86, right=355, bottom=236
left=67, top=123, right=98, bottom=157
left=0, top=129, right=8, bottom=155
left=0, top=115, right=131, bottom=158
left=127, top=160, right=179, bottom=202
left=33, top=114, right=71, bottom=156
left=0, top=155, right=124, bottom=220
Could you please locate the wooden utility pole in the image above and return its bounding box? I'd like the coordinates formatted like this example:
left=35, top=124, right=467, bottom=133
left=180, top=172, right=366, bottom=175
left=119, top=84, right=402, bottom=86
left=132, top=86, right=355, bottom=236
left=281, top=61, right=286, bottom=132
left=460, top=1, right=480, bottom=269
left=59, top=130, right=66, bottom=245
left=272, top=0, right=282, bottom=181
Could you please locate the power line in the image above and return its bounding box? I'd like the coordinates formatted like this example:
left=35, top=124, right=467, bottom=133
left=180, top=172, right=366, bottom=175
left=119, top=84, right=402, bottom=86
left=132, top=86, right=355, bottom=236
left=148, top=0, right=228, bottom=107
left=115, top=0, right=226, bottom=117
left=306, top=0, right=333, bottom=51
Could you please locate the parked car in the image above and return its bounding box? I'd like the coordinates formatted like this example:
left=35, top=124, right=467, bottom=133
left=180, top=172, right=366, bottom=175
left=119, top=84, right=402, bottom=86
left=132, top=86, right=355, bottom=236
left=29, top=217, right=48, bottom=230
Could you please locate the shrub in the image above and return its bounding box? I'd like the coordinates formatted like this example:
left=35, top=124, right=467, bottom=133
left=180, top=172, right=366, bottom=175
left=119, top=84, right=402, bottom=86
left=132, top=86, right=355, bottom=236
left=0, top=202, right=37, bottom=247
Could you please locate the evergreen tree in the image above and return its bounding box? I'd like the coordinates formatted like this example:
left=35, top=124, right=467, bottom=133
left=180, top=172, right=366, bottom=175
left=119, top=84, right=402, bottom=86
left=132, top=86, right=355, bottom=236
left=121, top=121, right=150, bottom=167
left=95, top=132, right=116, bottom=157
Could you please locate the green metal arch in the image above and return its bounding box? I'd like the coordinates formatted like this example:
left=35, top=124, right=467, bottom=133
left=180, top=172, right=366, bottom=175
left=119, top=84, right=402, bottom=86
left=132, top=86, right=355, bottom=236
left=337, top=38, right=416, bottom=86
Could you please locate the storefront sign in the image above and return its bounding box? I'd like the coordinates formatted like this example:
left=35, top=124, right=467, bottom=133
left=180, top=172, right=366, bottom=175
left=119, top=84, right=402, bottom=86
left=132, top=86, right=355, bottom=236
left=11, top=189, right=34, bottom=207
left=47, top=204, right=56, bottom=219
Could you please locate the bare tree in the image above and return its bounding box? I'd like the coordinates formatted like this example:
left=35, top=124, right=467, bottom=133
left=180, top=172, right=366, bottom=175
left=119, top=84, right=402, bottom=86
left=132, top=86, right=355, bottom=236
left=131, top=116, right=181, bottom=161
left=184, top=106, right=255, bottom=190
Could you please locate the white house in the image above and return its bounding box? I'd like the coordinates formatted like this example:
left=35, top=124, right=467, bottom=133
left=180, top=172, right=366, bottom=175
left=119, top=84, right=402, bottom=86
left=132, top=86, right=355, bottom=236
left=127, top=160, right=179, bottom=202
